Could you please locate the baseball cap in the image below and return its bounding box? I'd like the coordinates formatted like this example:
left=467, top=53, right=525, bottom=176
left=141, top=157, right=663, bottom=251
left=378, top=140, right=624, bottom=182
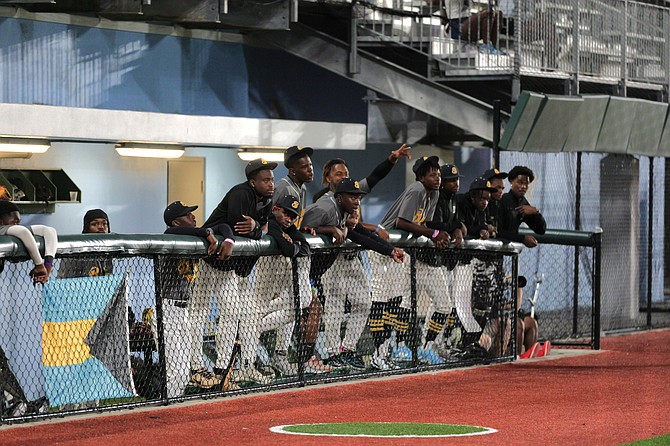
left=245, top=158, right=278, bottom=179
left=164, top=201, right=198, bottom=226
left=275, top=194, right=301, bottom=217
left=284, top=145, right=314, bottom=167
left=482, top=168, right=508, bottom=180
left=469, top=177, right=498, bottom=193
left=412, top=156, right=440, bottom=174
left=335, top=178, right=367, bottom=196
left=440, top=163, right=463, bottom=179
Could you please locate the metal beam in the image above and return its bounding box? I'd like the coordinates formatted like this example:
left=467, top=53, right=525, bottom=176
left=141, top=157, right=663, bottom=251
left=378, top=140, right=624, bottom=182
left=247, top=24, right=499, bottom=141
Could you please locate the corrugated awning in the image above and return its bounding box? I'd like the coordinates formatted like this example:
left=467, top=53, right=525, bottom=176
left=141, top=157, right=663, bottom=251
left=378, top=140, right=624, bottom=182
left=500, top=91, right=670, bottom=157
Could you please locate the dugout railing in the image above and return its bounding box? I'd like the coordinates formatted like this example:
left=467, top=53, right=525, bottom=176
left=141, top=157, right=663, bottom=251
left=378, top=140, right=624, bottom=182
left=0, top=230, right=596, bottom=423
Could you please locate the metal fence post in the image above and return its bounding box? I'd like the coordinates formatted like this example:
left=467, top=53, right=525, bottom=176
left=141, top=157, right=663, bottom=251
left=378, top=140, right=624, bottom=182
left=292, top=257, right=306, bottom=386
left=647, top=157, right=654, bottom=327
left=593, top=230, right=602, bottom=350
left=410, top=251, right=418, bottom=368
left=152, top=255, right=169, bottom=403
left=573, top=152, right=582, bottom=336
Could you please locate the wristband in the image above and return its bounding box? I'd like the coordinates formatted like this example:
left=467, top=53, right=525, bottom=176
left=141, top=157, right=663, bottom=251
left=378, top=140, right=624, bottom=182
left=223, top=238, right=235, bottom=245
left=375, top=224, right=384, bottom=234
left=205, top=228, right=214, bottom=237
left=44, top=261, right=53, bottom=267
left=431, top=229, right=439, bottom=239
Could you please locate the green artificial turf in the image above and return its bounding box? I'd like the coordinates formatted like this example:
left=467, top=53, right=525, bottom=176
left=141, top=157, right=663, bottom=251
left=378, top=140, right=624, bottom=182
left=281, top=422, right=491, bottom=436
left=623, top=433, right=670, bottom=445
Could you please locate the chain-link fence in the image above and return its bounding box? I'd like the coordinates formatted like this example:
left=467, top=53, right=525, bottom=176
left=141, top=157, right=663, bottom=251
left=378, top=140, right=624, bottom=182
left=0, top=231, right=601, bottom=423
left=501, top=151, right=670, bottom=334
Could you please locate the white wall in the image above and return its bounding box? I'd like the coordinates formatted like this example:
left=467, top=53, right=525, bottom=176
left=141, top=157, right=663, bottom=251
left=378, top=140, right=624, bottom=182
left=2, top=143, right=291, bottom=233
left=2, top=142, right=168, bottom=234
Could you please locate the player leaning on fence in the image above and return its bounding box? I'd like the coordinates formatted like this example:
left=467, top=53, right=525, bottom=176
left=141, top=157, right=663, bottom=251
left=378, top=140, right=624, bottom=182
left=197, top=158, right=277, bottom=386
left=413, top=164, right=468, bottom=365
left=482, top=168, right=508, bottom=237
left=264, top=145, right=326, bottom=375
left=162, top=201, right=235, bottom=391
left=369, top=156, right=451, bottom=368
left=302, top=178, right=404, bottom=370
left=252, top=193, right=315, bottom=377
left=497, top=166, right=546, bottom=247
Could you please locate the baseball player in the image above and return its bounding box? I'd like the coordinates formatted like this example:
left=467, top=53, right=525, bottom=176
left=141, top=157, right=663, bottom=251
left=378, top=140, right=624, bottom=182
left=162, top=200, right=234, bottom=391
left=416, top=164, right=468, bottom=364
left=253, top=194, right=312, bottom=377
left=0, top=201, right=57, bottom=284
left=58, top=209, right=113, bottom=278
left=497, top=165, right=546, bottom=247
left=263, top=145, right=325, bottom=374
left=482, top=168, right=508, bottom=237
left=0, top=201, right=56, bottom=416
left=369, top=156, right=450, bottom=369
left=303, top=178, right=404, bottom=370
left=197, top=158, right=277, bottom=386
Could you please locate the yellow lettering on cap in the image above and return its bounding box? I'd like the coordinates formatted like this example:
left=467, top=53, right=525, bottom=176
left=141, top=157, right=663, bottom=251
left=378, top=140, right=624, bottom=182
left=261, top=159, right=268, bottom=164
left=297, top=146, right=303, bottom=151
left=423, top=156, right=428, bottom=161
left=354, top=181, right=360, bottom=189
left=292, top=201, right=299, bottom=209
left=487, top=180, right=492, bottom=187
left=452, top=166, right=457, bottom=174
left=494, top=168, right=499, bottom=174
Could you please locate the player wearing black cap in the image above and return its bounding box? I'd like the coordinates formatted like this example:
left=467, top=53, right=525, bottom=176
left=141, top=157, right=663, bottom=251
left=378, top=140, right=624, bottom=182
left=498, top=166, right=546, bottom=247
left=261, top=146, right=322, bottom=375
left=161, top=201, right=235, bottom=392
left=302, top=178, right=404, bottom=370
left=369, top=156, right=451, bottom=369
left=195, top=158, right=278, bottom=386
left=482, top=168, right=508, bottom=237
left=275, top=145, right=314, bottom=231
left=253, top=194, right=314, bottom=377
left=415, top=163, right=467, bottom=364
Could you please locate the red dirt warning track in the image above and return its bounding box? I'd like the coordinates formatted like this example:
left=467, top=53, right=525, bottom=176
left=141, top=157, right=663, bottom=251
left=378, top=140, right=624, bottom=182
left=1, top=329, right=668, bottom=446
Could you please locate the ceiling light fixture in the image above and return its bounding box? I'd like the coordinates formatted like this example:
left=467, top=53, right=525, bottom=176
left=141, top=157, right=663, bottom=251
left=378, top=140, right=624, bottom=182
left=0, top=139, right=50, bottom=154
left=115, top=143, right=185, bottom=159
left=237, top=151, right=285, bottom=162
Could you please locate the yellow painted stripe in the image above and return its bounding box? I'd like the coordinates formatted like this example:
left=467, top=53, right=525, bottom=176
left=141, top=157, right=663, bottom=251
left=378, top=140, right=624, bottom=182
left=42, top=320, right=95, bottom=366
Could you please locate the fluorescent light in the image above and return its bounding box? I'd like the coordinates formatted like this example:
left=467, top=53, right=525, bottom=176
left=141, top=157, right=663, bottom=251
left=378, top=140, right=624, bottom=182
left=237, top=151, right=284, bottom=162
left=116, top=145, right=184, bottom=159
left=0, top=141, right=50, bottom=153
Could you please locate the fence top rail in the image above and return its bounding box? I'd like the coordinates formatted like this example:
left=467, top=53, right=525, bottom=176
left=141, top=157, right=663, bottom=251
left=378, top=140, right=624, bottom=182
left=0, top=231, right=531, bottom=260
left=519, top=228, right=601, bottom=247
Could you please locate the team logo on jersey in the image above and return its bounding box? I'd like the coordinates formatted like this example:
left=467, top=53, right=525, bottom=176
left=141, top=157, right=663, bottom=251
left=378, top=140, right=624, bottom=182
left=88, top=266, right=102, bottom=277
left=413, top=208, right=426, bottom=224
left=261, top=158, right=268, bottom=164
left=354, top=181, right=360, bottom=189
left=291, top=200, right=299, bottom=209
left=177, top=259, right=199, bottom=282
left=452, top=166, right=458, bottom=174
